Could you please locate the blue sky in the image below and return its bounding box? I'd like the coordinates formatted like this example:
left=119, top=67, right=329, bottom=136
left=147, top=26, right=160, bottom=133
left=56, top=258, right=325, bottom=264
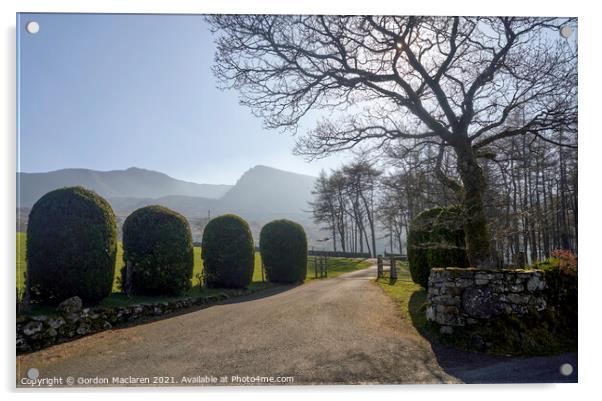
left=17, top=13, right=345, bottom=184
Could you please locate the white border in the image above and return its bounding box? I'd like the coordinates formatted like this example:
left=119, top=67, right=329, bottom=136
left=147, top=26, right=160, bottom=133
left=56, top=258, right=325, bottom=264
left=2, top=1, right=599, bottom=400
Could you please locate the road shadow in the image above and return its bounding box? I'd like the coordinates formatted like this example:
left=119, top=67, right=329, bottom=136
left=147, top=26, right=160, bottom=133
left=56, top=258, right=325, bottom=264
left=407, top=291, right=578, bottom=384
left=215, top=284, right=298, bottom=306
left=109, top=284, right=298, bottom=329
left=18, top=284, right=299, bottom=356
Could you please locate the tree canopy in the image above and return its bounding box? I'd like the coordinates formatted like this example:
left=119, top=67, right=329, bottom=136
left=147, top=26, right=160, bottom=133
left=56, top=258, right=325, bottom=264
left=209, top=16, right=576, bottom=154
left=208, top=16, right=577, bottom=267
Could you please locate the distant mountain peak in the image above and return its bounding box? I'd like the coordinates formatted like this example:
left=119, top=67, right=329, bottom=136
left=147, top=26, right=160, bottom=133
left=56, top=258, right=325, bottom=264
left=241, top=164, right=316, bottom=179
left=17, top=165, right=318, bottom=222
left=222, top=165, right=316, bottom=215
left=17, top=167, right=232, bottom=207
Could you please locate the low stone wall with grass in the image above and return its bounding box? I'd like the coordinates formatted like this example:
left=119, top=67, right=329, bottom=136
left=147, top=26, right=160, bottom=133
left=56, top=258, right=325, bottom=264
left=17, top=288, right=262, bottom=354
left=426, top=267, right=547, bottom=333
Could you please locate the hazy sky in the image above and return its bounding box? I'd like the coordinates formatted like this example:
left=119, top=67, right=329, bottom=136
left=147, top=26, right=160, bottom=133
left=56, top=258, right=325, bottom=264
left=17, top=13, right=346, bottom=184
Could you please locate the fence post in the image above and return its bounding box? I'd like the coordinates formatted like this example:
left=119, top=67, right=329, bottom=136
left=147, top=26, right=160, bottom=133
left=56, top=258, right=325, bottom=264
left=314, top=256, right=317, bottom=279
left=377, top=256, right=383, bottom=279
left=390, top=257, right=397, bottom=282
left=324, top=256, right=327, bottom=278
left=319, top=256, right=323, bottom=278
left=318, top=256, right=321, bottom=278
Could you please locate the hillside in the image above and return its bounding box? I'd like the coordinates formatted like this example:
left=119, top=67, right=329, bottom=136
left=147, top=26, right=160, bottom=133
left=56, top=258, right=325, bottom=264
left=17, top=167, right=231, bottom=208
left=106, top=195, right=216, bottom=217
left=16, top=165, right=320, bottom=241
left=220, top=165, right=316, bottom=217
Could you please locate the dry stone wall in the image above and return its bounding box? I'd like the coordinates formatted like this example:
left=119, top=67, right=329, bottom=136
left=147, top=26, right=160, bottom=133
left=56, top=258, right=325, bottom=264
left=426, top=267, right=547, bottom=334
left=17, top=287, right=263, bottom=353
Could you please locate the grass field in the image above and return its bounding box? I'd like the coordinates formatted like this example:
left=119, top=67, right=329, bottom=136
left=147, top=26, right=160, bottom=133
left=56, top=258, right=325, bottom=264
left=306, top=256, right=372, bottom=280
left=16, top=232, right=26, bottom=291
left=17, top=232, right=371, bottom=308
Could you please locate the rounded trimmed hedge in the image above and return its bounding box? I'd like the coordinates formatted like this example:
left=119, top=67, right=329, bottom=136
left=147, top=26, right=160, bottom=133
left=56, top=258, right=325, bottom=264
left=121, top=205, right=194, bottom=296
left=201, top=214, right=254, bottom=288
left=26, top=186, right=117, bottom=304
left=408, top=206, right=468, bottom=288
left=260, top=219, right=307, bottom=283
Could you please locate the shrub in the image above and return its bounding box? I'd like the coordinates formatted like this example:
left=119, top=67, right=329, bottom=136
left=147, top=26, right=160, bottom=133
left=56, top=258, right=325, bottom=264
left=260, top=219, right=308, bottom=283
left=407, top=212, right=433, bottom=288
left=534, top=250, right=578, bottom=337
left=550, top=249, right=578, bottom=274
left=121, top=205, right=194, bottom=296
left=201, top=214, right=254, bottom=288
left=26, top=186, right=117, bottom=304
left=408, top=206, right=468, bottom=288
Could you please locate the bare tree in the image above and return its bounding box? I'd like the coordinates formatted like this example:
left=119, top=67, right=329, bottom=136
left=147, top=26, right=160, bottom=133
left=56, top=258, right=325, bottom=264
left=309, top=171, right=339, bottom=252
left=342, top=160, right=381, bottom=257
left=208, top=15, right=577, bottom=267
left=480, top=128, right=577, bottom=265
left=310, top=161, right=381, bottom=257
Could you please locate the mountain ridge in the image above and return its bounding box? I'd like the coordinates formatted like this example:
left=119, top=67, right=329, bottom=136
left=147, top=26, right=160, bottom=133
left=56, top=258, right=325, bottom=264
left=220, top=164, right=316, bottom=215
left=17, top=165, right=318, bottom=221
left=17, top=167, right=233, bottom=208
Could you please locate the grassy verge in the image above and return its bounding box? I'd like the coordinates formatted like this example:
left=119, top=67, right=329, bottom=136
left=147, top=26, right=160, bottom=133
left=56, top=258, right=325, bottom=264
left=375, top=262, right=577, bottom=356
left=375, top=262, right=429, bottom=328
left=16, top=232, right=26, bottom=291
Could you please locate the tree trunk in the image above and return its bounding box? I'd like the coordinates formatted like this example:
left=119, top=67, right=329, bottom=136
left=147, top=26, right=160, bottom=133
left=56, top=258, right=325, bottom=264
left=454, top=141, right=494, bottom=268
left=359, top=192, right=377, bottom=258
left=331, top=219, right=337, bottom=252
left=337, top=213, right=346, bottom=252
left=572, top=170, right=578, bottom=252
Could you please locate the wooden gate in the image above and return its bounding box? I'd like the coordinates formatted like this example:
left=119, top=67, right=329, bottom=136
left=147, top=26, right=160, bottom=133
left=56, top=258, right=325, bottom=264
left=312, top=255, right=328, bottom=279
left=377, top=256, right=398, bottom=283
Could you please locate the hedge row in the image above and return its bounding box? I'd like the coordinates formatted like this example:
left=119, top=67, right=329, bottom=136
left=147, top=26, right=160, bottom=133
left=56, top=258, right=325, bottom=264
left=201, top=216, right=309, bottom=287
left=407, top=205, right=469, bottom=288
left=260, top=219, right=307, bottom=283
left=26, top=187, right=309, bottom=306
left=121, top=205, right=194, bottom=296
left=201, top=214, right=255, bottom=288
left=27, top=186, right=117, bottom=304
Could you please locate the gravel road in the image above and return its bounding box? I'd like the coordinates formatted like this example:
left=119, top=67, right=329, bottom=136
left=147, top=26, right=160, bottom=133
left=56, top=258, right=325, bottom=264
left=16, top=265, right=576, bottom=386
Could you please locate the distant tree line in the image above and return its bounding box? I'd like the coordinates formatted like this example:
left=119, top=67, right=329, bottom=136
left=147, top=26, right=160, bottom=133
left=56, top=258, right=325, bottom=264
left=481, top=127, right=577, bottom=265
left=310, top=116, right=577, bottom=265
left=310, top=160, right=381, bottom=257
